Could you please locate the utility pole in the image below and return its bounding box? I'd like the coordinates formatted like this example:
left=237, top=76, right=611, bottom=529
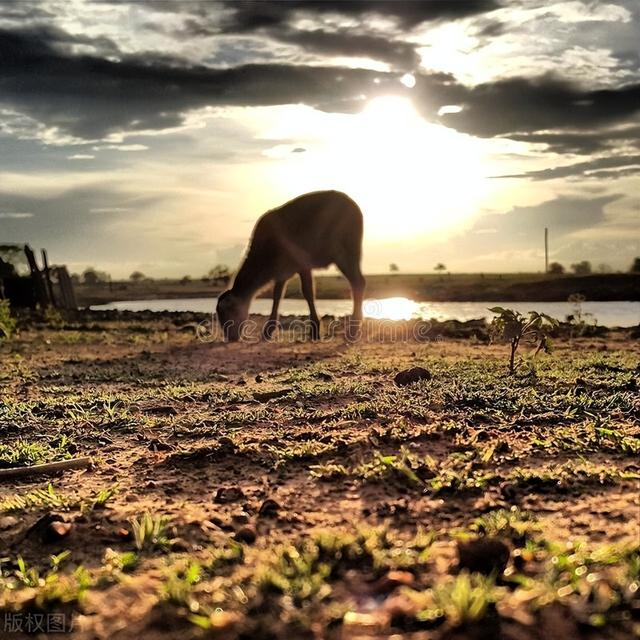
left=544, top=227, right=549, bottom=274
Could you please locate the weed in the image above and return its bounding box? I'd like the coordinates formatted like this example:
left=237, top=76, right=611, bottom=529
left=0, top=299, right=16, bottom=340
left=489, top=308, right=558, bottom=374
left=131, top=513, right=172, bottom=552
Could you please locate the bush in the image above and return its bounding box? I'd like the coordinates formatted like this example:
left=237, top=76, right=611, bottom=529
left=0, top=299, right=16, bottom=340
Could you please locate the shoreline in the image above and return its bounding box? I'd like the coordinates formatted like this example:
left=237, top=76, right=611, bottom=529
left=74, top=272, right=640, bottom=306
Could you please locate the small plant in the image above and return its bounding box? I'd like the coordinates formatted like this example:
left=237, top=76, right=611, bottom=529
left=0, top=438, right=72, bottom=468
left=130, top=513, right=172, bottom=552
left=162, top=561, right=202, bottom=610
left=43, top=307, right=65, bottom=329
left=433, top=571, right=497, bottom=626
left=0, top=483, right=69, bottom=512
left=407, top=572, right=498, bottom=627
left=84, top=484, right=118, bottom=511
left=0, top=299, right=16, bottom=340
left=567, top=293, right=596, bottom=337
left=489, top=308, right=558, bottom=374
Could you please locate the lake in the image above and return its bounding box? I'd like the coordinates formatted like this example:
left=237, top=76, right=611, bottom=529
left=91, top=296, right=640, bottom=327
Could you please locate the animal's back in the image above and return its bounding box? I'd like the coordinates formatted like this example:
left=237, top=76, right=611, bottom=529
left=253, top=190, right=362, bottom=270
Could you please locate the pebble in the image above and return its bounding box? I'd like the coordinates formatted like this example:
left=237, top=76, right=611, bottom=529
left=234, top=525, right=257, bottom=544
left=457, top=537, right=510, bottom=575
left=214, top=486, right=245, bottom=503
left=394, top=367, right=432, bottom=386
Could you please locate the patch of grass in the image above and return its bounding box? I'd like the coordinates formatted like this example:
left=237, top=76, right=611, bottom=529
left=0, top=299, right=16, bottom=340
left=0, top=554, right=93, bottom=611
left=0, top=436, right=73, bottom=468
left=0, top=483, right=69, bottom=512
left=131, top=513, right=172, bottom=552
left=0, top=484, right=119, bottom=514
left=406, top=573, right=498, bottom=627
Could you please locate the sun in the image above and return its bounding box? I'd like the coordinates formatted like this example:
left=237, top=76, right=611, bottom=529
left=260, top=95, right=492, bottom=244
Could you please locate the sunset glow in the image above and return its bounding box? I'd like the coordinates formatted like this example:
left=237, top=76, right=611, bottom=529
left=0, top=1, right=637, bottom=276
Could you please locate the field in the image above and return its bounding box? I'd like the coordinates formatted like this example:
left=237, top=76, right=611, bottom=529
left=0, top=313, right=639, bottom=639
left=75, top=272, right=640, bottom=306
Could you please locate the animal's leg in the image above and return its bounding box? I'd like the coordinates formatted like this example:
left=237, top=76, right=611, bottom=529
left=262, top=279, right=286, bottom=340
left=336, top=259, right=365, bottom=341
left=299, top=269, right=321, bottom=340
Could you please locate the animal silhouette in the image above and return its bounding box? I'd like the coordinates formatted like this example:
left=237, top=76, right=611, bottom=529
left=216, top=190, right=365, bottom=341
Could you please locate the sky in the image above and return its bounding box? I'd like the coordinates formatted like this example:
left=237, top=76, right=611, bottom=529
left=0, top=0, right=639, bottom=278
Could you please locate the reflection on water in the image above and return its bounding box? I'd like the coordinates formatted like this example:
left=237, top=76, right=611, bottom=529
left=92, top=296, right=640, bottom=327
left=363, top=296, right=421, bottom=321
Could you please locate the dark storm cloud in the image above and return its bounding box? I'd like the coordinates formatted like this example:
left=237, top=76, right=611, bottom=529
left=151, top=0, right=499, bottom=71
left=1, top=22, right=639, bottom=146
left=437, top=75, right=640, bottom=138
left=240, top=27, right=420, bottom=70
left=0, top=27, right=412, bottom=139
left=495, top=154, right=640, bottom=181
left=0, top=0, right=54, bottom=21
left=505, top=126, right=640, bottom=155
left=173, top=19, right=420, bottom=70
left=219, top=0, right=501, bottom=32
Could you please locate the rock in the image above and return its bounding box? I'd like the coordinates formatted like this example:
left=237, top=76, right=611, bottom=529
left=0, top=515, right=19, bottom=530
left=234, top=525, right=257, bottom=544
left=116, top=527, right=132, bottom=541
left=42, top=520, right=73, bottom=543
left=231, top=511, right=250, bottom=525
left=27, top=512, right=73, bottom=543
left=457, top=537, right=510, bottom=575
left=252, top=389, right=292, bottom=402
left=258, top=498, right=280, bottom=518
left=371, top=570, right=415, bottom=594
left=394, top=367, right=432, bottom=387
left=143, top=405, right=178, bottom=416
left=170, top=538, right=190, bottom=552
left=214, top=486, right=245, bottom=503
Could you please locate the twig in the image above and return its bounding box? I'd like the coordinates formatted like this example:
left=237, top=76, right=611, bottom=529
left=0, top=457, right=92, bottom=480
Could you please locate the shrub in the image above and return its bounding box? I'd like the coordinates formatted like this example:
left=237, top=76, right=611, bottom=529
left=0, top=299, right=16, bottom=340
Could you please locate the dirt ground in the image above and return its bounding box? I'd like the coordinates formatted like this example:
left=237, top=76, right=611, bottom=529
left=0, top=315, right=638, bottom=639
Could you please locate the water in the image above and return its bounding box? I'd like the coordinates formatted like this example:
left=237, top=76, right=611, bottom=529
left=91, top=296, right=640, bottom=327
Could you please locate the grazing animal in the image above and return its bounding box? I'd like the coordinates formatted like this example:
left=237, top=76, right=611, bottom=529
left=216, top=190, right=365, bottom=341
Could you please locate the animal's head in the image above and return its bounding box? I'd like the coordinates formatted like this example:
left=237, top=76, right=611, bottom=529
left=216, top=290, right=249, bottom=342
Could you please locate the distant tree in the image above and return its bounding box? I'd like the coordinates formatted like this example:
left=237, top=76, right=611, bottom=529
left=69, top=273, right=81, bottom=285
left=597, top=263, right=612, bottom=273
left=389, top=263, right=399, bottom=273
left=548, top=262, right=564, bottom=275
left=570, top=260, right=592, bottom=276
left=630, top=257, right=640, bottom=273
left=180, top=275, right=191, bottom=286
left=82, top=267, right=109, bottom=285
left=434, top=263, right=446, bottom=273
left=208, top=264, right=231, bottom=283
left=129, top=271, right=145, bottom=282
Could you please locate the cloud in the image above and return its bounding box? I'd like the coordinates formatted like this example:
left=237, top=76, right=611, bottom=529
left=264, top=27, right=420, bottom=70
left=436, top=75, right=640, bottom=138
left=2, top=22, right=639, bottom=150
left=434, top=193, right=634, bottom=270
left=219, top=0, right=501, bottom=32
left=0, top=211, right=33, bottom=218
left=0, top=26, right=415, bottom=139
left=505, top=125, right=640, bottom=154
left=494, top=154, right=640, bottom=180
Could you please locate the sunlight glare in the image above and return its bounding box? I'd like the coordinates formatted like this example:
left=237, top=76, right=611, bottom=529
left=260, top=96, right=495, bottom=244
left=364, top=296, right=421, bottom=321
